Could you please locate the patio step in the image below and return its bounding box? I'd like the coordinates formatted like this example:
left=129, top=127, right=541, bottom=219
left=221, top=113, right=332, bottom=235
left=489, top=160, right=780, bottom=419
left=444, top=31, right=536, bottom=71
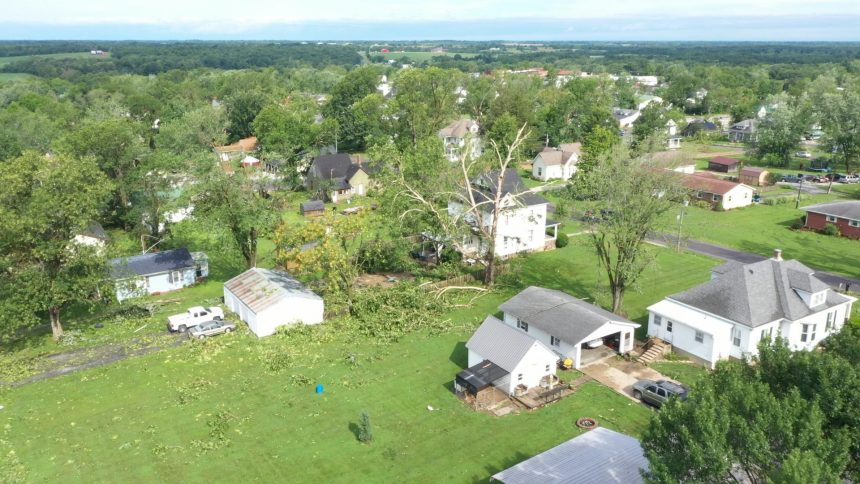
left=637, top=339, right=670, bottom=365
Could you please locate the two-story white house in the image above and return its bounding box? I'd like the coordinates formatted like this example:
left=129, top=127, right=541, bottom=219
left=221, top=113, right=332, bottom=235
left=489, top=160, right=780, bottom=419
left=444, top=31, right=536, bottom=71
left=499, top=286, right=640, bottom=369
left=646, top=250, right=855, bottom=368
left=448, top=169, right=558, bottom=258
left=531, top=143, right=581, bottom=181
left=438, top=118, right=481, bottom=162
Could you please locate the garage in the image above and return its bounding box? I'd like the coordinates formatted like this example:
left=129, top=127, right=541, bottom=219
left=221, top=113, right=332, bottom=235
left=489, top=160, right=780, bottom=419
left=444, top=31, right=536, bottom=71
left=223, top=267, right=324, bottom=337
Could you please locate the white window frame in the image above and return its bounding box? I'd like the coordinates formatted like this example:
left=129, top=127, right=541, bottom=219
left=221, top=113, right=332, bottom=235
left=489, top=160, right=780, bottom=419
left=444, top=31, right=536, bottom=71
left=849, top=220, right=860, bottom=228
left=826, top=215, right=837, bottom=223
left=653, top=315, right=662, bottom=326
left=761, top=327, right=773, bottom=341
left=825, top=311, right=836, bottom=332
left=801, top=323, right=816, bottom=343
left=169, top=270, right=182, bottom=284
left=666, top=320, right=673, bottom=333
left=517, top=319, right=529, bottom=333
left=732, top=328, right=741, bottom=347
left=712, top=194, right=720, bottom=202
left=695, top=331, right=704, bottom=343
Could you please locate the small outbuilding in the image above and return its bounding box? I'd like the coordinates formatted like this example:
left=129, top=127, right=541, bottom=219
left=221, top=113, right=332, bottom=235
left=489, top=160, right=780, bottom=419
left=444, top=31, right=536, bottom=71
left=739, top=166, right=770, bottom=186
left=707, top=156, right=741, bottom=173
left=491, top=427, right=649, bottom=483
left=223, top=268, right=324, bottom=337
left=300, top=200, right=326, bottom=217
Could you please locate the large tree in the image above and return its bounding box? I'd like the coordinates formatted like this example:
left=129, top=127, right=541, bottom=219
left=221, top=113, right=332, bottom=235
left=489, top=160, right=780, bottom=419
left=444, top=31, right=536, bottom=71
left=0, top=152, right=113, bottom=340
left=537, top=76, right=614, bottom=146
left=388, top=67, right=460, bottom=146
left=575, top=147, right=684, bottom=312
left=754, top=94, right=808, bottom=167
left=817, top=89, right=860, bottom=174
left=322, top=66, right=380, bottom=152
left=193, top=169, right=276, bottom=269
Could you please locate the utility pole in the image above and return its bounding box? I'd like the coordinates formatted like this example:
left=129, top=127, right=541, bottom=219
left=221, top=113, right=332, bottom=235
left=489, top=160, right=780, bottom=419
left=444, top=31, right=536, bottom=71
left=676, top=200, right=689, bottom=252
left=795, top=177, right=804, bottom=209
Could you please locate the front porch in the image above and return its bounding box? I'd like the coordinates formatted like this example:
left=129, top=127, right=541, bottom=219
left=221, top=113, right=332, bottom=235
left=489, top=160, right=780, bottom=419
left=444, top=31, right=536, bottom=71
left=544, top=219, right=560, bottom=250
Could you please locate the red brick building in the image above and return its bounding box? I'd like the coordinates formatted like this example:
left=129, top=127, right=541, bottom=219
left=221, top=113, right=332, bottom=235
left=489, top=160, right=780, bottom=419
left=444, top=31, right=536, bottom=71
left=802, top=201, right=860, bottom=239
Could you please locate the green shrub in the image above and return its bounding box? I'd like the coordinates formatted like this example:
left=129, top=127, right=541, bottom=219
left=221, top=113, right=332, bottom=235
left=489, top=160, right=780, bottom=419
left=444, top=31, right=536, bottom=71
left=555, top=232, right=569, bottom=248
left=357, top=411, right=373, bottom=443
left=822, top=224, right=841, bottom=237
left=693, top=200, right=712, bottom=210
left=356, top=238, right=409, bottom=273
left=790, top=221, right=804, bottom=230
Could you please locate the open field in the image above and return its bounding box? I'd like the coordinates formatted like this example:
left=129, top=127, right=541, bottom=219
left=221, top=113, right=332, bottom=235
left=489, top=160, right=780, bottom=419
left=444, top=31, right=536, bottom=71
left=379, top=51, right=477, bottom=62
left=664, top=188, right=860, bottom=280
left=0, top=51, right=109, bottom=69
left=0, top=73, right=36, bottom=82
left=0, top=242, right=719, bottom=482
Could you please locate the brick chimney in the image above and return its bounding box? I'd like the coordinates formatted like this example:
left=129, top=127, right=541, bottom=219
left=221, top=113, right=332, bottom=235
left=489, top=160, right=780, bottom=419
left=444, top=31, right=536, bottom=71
left=773, top=248, right=783, bottom=261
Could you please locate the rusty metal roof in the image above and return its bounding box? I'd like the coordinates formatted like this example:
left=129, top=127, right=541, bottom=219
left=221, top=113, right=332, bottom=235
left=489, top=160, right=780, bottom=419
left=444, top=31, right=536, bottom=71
left=224, top=268, right=321, bottom=314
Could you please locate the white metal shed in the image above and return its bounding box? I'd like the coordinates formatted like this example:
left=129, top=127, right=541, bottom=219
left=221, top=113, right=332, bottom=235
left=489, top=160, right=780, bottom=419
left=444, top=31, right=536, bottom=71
left=223, top=268, right=324, bottom=337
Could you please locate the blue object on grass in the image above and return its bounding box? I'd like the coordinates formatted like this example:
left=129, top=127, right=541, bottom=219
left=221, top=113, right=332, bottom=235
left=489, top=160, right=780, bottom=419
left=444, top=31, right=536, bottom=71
left=316, top=384, right=324, bottom=394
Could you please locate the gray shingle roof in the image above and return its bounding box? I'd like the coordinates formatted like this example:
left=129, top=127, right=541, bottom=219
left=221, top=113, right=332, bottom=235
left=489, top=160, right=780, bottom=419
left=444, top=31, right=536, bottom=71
left=80, top=221, right=109, bottom=241
left=802, top=201, right=860, bottom=221
left=469, top=169, right=549, bottom=208
left=499, top=287, right=638, bottom=345
left=110, top=248, right=194, bottom=278
left=466, top=315, right=551, bottom=372
left=492, top=427, right=649, bottom=484
left=438, top=118, right=478, bottom=138
left=300, top=200, right=325, bottom=212
left=670, top=258, right=850, bottom=328
left=224, top=268, right=322, bottom=314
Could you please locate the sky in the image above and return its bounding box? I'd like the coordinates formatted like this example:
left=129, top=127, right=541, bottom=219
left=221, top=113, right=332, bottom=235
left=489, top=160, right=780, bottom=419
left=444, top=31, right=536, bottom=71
left=1, top=0, right=859, bottom=41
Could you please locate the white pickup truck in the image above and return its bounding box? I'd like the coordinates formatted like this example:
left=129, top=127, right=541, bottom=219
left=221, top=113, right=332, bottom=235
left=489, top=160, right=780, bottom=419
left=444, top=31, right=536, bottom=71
left=167, top=306, right=225, bottom=332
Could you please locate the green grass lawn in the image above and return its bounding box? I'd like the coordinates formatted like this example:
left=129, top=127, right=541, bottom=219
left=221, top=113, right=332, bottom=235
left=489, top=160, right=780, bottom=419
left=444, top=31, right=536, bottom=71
left=650, top=361, right=709, bottom=388
left=665, top=191, right=860, bottom=279
left=0, top=51, right=109, bottom=69
left=0, top=73, right=36, bottom=82
left=1, top=242, right=721, bottom=482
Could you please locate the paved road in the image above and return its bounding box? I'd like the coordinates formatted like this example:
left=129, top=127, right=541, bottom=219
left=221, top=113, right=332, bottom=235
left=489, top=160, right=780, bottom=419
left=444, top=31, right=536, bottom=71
left=650, top=233, right=860, bottom=291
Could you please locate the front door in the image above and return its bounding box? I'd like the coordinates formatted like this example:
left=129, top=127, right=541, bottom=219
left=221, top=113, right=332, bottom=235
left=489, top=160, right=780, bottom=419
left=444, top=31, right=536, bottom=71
left=664, top=320, right=674, bottom=343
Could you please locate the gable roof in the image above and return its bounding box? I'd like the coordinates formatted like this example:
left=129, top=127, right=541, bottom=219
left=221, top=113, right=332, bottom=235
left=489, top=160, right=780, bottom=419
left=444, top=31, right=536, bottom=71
left=110, top=248, right=195, bottom=278
left=466, top=315, right=554, bottom=372
left=309, top=153, right=354, bottom=181
left=741, top=166, right=767, bottom=176
left=669, top=258, right=852, bottom=328
left=537, top=143, right=581, bottom=166
left=224, top=268, right=322, bottom=314
left=492, top=427, right=649, bottom=484
left=729, top=119, right=757, bottom=133
left=682, top=173, right=751, bottom=196
left=709, top=156, right=741, bottom=167
left=80, top=221, right=109, bottom=241
left=470, top=169, right=549, bottom=207
left=802, top=201, right=860, bottom=221
left=499, top=287, right=638, bottom=345
left=438, top=118, right=478, bottom=138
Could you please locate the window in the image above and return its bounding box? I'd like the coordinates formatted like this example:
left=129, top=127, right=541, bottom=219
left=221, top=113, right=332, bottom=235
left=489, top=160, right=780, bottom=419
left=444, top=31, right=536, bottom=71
left=695, top=331, right=704, bottom=343
left=850, top=220, right=860, bottom=228
left=656, top=388, right=668, bottom=398
left=732, top=328, right=741, bottom=347
left=528, top=230, right=534, bottom=242
left=537, top=168, right=542, bottom=177
left=801, top=323, right=816, bottom=343
left=551, top=335, right=561, bottom=347
left=826, top=215, right=837, bottom=223
left=517, top=373, right=523, bottom=382
left=169, top=271, right=182, bottom=284
left=653, top=315, right=662, bottom=327
left=826, top=311, right=836, bottom=332
left=712, top=194, right=720, bottom=202
left=761, top=327, right=773, bottom=341
left=142, top=276, right=150, bottom=289
left=545, top=364, right=551, bottom=372
left=696, top=191, right=703, bottom=199
left=517, top=319, right=529, bottom=332
left=666, top=321, right=673, bottom=333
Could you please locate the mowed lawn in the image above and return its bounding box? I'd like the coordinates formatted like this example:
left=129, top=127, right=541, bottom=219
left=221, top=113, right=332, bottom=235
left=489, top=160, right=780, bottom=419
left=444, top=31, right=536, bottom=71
left=0, top=242, right=719, bottom=482
left=380, top=51, right=477, bottom=62
left=0, top=51, right=108, bottom=68
left=665, top=189, right=860, bottom=280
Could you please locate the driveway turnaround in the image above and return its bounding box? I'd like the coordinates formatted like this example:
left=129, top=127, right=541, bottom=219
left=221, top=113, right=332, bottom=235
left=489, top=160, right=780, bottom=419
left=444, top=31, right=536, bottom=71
left=580, top=356, right=671, bottom=402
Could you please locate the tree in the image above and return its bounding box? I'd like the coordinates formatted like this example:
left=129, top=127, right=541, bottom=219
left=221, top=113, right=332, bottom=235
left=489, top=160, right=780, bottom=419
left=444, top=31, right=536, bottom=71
left=322, top=66, right=380, bottom=152
left=632, top=104, right=668, bottom=144
left=157, top=105, right=228, bottom=157
left=253, top=97, right=334, bottom=164
left=575, top=147, right=684, bottom=312
left=194, top=170, right=276, bottom=269
left=755, top=94, right=808, bottom=167
left=225, top=90, right=266, bottom=141
left=537, top=76, right=614, bottom=146
left=643, top=339, right=856, bottom=483
left=578, top=125, right=619, bottom=176
left=388, top=67, right=460, bottom=146
left=128, top=152, right=185, bottom=240
left=817, top=89, right=860, bottom=174
left=0, top=152, right=113, bottom=340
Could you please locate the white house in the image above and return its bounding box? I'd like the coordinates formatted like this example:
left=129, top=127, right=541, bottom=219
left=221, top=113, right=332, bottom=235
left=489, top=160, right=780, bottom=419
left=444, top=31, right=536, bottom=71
left=448, top=169, right=558, bottom=258
left=665, top=120, right=682, bottom=150
left=438, top=118, right=481, bottom=162
left=636, top=94, right=663, bottom=110
left=456, top=315, right=559, bottom=396
left=613, top=108, right=640, bottom=129
left=681, top=173, right=755, bottom=210
left=531, top=143, right=581, bottom=181
left=647, top=250, right=856, bottom=368
left=499, top=287, right=640, bottom=369
left=110, top=248, right=207, bottom=302
left=223, top=267, right=324, bottom=337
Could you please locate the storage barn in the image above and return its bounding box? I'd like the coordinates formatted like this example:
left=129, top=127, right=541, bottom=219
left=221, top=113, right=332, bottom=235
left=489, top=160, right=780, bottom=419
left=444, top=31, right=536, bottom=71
left=223, top=268, right=324, bottom=337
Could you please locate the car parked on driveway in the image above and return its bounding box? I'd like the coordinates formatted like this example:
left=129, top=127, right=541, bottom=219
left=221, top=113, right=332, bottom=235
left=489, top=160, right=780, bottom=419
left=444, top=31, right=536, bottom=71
left=632, top=379, right=689, bottom=408
left=167, top=306, right=224, bottom=332
left=188, top=320, right=236, bottom=339
left=781, top=174, right=802, bottom=183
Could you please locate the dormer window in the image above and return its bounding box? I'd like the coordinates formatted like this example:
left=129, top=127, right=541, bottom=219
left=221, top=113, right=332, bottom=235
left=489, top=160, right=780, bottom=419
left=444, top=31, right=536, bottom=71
left=811, top=291, right=826, bottom=306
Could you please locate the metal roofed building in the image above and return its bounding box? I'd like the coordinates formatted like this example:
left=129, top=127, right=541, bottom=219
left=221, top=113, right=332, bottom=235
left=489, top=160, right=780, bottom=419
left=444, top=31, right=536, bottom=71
left=223, top=267, right=324, bottom=337
left=491, top=427, right=649, bottom=483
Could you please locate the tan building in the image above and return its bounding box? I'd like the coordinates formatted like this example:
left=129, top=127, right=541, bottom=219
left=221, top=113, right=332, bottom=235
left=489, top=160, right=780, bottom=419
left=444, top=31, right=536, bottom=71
left=740, top=166, right=769, bottom=186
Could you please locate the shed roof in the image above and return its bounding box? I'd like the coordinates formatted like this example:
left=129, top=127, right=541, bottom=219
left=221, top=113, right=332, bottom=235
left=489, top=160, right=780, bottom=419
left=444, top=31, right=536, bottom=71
left=499, top=287, right=638, bottom=346
left=301, top=200, right=325, bottom=212
left=491, top=427, right=649, bottom=483
left=802, top=201, right=860, bottom=221
left=110, top=248, right=195, bottom=278
left=466, top=315, right=552, bottom=373
left=709, top=156, right=741, bottom=167
left=669, top=258, right=853, bottom=328
left=456, top=360, right=509, bottom=393
left=224, top=268, right=322, bottom=314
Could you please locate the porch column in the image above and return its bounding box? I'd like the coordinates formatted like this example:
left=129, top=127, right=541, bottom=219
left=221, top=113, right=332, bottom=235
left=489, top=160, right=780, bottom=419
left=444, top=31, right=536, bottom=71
left=553, top=224, right=558, bottom=239
left=574, top=344, right=582, bottom=370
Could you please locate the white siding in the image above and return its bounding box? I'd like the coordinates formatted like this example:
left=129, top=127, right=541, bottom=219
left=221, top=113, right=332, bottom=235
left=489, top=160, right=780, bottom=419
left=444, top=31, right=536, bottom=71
left=721, top=185, right=755, bottom=210
left=223, top=286, right=324, bottom=337
left=448, top=200, right=549, bottom=258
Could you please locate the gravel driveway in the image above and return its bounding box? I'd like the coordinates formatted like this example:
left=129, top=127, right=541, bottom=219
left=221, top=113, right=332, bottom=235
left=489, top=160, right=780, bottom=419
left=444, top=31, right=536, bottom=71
left=579, top=355, right=672, bottom=402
